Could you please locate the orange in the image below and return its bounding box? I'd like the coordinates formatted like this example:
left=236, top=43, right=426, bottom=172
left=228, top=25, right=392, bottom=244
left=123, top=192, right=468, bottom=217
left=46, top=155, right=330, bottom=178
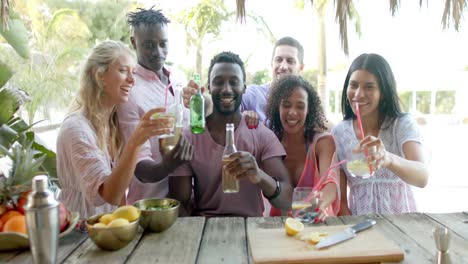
left=0, top=219, right=3, bottom=232
left=3, top=215, right=27, bottom=235
left=0, top=210, right=22, bottom=225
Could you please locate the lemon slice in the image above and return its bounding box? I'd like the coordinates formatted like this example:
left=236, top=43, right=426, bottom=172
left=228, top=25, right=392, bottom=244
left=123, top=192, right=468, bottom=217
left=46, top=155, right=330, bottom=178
left=285, top=217, right=304, bottom=236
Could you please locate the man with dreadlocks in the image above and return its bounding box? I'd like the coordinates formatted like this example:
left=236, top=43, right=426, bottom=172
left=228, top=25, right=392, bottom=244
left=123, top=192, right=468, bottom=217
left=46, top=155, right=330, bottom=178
left=118, top=7, right=193, bottom=204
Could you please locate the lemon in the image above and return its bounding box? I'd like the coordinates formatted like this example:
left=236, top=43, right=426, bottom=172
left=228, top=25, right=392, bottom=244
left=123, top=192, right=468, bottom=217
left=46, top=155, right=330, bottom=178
left=112, top=205, right=140, bottom=222
left=107, top=218, right=130, bottom=227
left=285, top=217, right=304, bottom=236
left=99, top=213, right=116, bottom=225
left=93, top=223, right=107, bottom=228
left=299, top=231, right=328, bottom=244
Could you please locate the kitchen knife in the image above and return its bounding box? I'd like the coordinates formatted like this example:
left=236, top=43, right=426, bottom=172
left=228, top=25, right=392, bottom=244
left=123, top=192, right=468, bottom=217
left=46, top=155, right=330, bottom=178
left=315, top=219, right=377, bottom=249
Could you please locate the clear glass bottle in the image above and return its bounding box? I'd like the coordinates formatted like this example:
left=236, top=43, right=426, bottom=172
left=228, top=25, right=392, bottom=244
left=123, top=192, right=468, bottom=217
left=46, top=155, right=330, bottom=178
left=222, top=123, right=239, bottom=193
left=190, top=74, right=205, bottom=134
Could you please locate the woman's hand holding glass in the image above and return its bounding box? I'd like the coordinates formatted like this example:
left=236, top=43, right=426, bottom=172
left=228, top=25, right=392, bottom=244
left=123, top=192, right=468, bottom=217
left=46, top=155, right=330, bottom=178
left=292, top=187, right=319, bottom=223
left=129, top=107, right=175, bottom=147
left=359, top=135, right=388, bottom=171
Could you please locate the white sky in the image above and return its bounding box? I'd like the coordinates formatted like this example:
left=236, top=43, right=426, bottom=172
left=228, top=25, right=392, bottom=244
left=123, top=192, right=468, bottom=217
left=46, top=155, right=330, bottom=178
left=146, top=0, right=468, bottom=76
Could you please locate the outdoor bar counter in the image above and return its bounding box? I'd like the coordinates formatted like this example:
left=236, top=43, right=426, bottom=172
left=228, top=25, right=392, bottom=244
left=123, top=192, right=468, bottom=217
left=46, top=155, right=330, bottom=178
left=1, top=212, right=468, bottom=263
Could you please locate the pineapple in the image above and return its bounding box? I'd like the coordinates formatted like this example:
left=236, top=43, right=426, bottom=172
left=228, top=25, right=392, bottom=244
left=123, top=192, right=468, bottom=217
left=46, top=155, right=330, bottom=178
left=0, top=137, right=46, bottom=208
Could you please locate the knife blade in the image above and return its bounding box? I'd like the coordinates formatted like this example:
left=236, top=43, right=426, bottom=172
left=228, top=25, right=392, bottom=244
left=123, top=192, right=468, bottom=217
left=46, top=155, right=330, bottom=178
left=315, top=219, right=376, bottom=249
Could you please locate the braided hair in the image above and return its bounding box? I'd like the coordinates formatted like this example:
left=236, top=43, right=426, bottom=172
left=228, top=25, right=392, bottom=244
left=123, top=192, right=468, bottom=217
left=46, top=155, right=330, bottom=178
left=127, top=6, right=170, bottom=29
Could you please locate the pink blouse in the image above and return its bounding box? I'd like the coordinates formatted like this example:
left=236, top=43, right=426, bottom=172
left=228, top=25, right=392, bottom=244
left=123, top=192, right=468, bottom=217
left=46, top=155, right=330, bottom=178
left=56, top=112, right=116, bottom=218
left=269, top=132, right=341, bottom=216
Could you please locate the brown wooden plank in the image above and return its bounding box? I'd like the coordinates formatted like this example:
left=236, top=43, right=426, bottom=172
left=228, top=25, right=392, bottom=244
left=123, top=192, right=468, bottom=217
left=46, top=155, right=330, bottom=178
left=62, top=228, right=144, bottom=264
left=0, top=250, right=20, bottom=262
left=383, top=213, right=468, bottom=263
left=127, top=217, right=205, bottom=264
left=7, top=230, right=88, bottom=264
left=340, top=214, right=431, bottom=264
left=196, top=217, right=247, bottom=264
left=426, top=212, right=468, bottom=240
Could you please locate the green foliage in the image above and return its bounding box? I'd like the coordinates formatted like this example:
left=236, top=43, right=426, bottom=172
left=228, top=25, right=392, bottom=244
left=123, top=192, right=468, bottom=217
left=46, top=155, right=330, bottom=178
left=302, top=68, right=318, bottom=88
left=0, top=2, right=57, bottom=184
left=174, top=0, right=232, bottom=73
left=398, top=91, right=412, bottom=113
left=80, top=0, right=133, bottom=43
left=0, top=10, right=30, bottom=59
left=0, top=61, right=13, bottom=89
left=435, top=90, right=455, bottom=114
left=44, top=0, right=133, bottom=44
left=416, top=91, right=431, bottom=114
left=248, top=69, right=270, bottom=85
left=0, top=138, right=46, bottom=186
left=328, top=90, right=342, bottom=113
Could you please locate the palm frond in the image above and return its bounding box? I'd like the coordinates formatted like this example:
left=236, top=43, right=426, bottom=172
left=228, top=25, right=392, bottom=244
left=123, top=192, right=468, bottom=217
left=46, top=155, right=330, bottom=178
left=236, top=0, right=246, bottom=23
left=442, top=0, right=466, bottom=31
left=334, top=0, right=351, bottom=56
left=389, top=0, right=400, bottom=16
left=1, top=0, right=9, bottom=30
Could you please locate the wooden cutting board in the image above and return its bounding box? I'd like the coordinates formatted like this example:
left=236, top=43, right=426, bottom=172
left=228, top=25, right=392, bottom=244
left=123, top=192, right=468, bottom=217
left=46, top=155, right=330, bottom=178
left=248, top=223, right=404, bottom=264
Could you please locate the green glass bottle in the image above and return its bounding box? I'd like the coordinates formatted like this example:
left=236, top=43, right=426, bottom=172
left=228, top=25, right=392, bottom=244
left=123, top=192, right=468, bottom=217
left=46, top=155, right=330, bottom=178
left=190, top=74, right=205, bottom=134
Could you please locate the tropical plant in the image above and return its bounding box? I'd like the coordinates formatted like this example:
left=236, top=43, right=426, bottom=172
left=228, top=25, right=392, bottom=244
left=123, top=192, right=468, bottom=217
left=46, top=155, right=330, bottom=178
left=173, top=0, right=232, bottom=76
left=2, top=0, right=90, bottom=123
left=235, top=0, right=467, bottom=55
left=0, top=0, right=57, bottom=205
left=294, top=0, right=361, bottom=111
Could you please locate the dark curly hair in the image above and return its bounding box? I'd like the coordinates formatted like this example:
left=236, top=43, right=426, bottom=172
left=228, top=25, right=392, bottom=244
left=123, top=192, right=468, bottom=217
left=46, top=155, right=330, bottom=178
left=127, top=6, right=170, bottom=29
left=266, top=75, right=327, bottom=143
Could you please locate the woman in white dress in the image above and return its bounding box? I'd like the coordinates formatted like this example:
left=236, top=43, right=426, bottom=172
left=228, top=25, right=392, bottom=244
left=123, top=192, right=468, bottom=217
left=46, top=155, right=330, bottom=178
left=57, top=40, right=176, bottom=218
left=332, top=53, right=429, bottom=215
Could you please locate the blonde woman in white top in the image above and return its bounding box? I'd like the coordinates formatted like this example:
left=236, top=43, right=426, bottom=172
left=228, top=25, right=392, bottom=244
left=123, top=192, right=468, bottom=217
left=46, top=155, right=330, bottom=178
left=57, top=40, right=177, bottom=218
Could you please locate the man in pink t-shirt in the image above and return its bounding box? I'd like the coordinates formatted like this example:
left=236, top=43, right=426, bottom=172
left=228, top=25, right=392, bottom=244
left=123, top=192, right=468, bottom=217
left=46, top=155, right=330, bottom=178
left=118, top=8, right=193, bottom=204
left=169, top=52, right=292, bottom=217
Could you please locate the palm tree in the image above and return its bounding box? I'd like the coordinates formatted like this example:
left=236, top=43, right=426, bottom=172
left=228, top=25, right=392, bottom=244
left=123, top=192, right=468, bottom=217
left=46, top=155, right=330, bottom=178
left=235, top=0, right=467, bottom=55
left=174, top=0, right=231, bottom=77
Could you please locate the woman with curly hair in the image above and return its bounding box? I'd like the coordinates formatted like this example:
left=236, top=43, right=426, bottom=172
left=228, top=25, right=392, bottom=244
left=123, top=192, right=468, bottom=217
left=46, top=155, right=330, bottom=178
left=265, top=75, right=340, bottom=220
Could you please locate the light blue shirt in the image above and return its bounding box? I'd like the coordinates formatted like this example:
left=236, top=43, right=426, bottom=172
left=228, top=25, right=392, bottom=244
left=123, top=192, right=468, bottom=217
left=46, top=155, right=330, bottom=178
left=240, top=83, right=270, bottom=122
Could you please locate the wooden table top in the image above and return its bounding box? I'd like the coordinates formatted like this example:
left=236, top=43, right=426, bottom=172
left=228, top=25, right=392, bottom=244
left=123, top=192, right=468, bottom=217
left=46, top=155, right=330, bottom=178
left=1, top=212, right=468, bottom=263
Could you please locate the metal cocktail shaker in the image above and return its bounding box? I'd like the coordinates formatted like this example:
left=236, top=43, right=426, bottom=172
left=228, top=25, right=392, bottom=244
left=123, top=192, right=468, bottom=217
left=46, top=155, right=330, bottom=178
left=25, top=175, right=60, bottom=264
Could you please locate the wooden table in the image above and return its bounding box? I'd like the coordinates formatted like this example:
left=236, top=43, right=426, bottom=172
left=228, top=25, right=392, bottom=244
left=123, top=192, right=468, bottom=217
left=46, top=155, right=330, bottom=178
left=1, top=212, right=468, bottom=263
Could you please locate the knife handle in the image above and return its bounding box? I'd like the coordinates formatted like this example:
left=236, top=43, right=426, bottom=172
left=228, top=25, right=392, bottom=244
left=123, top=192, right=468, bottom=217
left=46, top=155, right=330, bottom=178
left=351, top=219, right=376, bottom=233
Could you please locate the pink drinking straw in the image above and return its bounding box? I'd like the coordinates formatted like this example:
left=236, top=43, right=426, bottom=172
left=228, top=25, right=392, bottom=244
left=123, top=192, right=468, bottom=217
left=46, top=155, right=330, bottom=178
left=355, top=102, right=374, bottom=175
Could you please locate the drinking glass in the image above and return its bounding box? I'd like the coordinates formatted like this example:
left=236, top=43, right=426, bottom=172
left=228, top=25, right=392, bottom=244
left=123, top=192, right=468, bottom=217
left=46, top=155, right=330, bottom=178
left=292, top=187, right=319, bottom=222
left=159, top=85, right=184, bottom=155
left=345, top=141, right=375, bottom=179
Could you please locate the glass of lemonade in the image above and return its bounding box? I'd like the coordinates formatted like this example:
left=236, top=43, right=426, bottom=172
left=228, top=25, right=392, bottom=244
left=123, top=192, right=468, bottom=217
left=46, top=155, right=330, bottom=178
left=345, top=141, right=375, bottom=179
left=158, top=86, right=185, bottom=155
left=292, top=187, right=318, bottom=219
left=152, top=110, right=175, bottom=139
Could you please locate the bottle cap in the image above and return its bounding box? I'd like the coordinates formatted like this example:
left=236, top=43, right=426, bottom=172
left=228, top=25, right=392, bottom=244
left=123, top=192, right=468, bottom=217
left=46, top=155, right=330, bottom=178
left=32, top=175, right=49, bottom=192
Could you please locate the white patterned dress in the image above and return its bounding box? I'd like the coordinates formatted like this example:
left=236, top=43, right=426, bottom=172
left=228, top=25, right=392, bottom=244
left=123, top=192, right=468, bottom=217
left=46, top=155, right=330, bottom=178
left=331, top=114, right=421, bottom=215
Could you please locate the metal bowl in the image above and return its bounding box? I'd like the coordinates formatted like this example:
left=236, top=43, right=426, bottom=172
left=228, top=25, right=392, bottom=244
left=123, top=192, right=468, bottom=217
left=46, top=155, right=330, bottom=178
left=133, top=198, right=179, bottom=233
left=86, top=213, right=139, bottom=251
